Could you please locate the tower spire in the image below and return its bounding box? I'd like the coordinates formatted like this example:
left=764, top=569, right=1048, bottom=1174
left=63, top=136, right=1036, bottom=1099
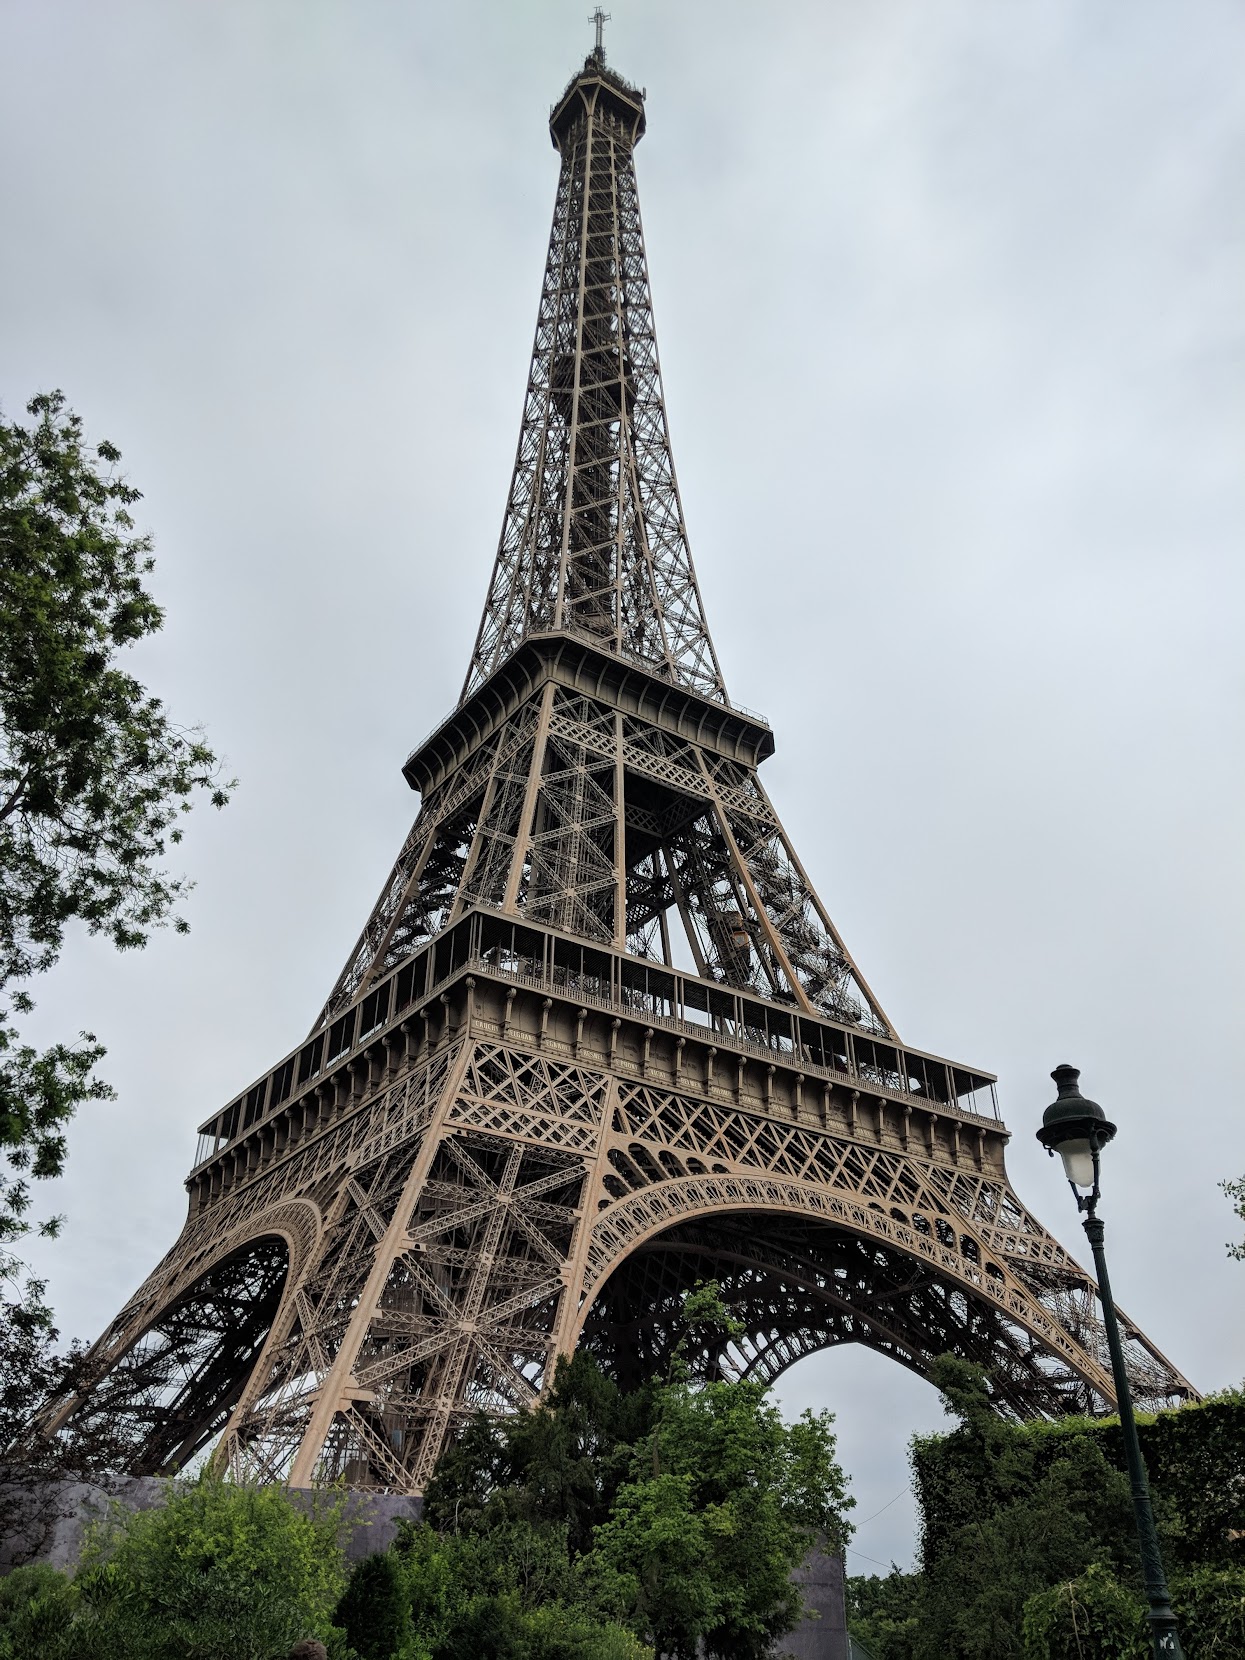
left=463, top=49, right=725, bottom=706
left=590, top=7, right=611, bottom=59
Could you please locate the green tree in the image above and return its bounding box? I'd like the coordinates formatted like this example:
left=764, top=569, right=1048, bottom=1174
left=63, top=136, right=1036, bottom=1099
left=596, top=1379, right=851, bottom=1660
left=334, top=1551, right=411, bottom=1660
left=506, top=1350, right=654, bottom=1554
left=419, top=1286, right=851, bottom=1660
left=590, top=1471, right=717, bottom=1659
left=0, top=390, right=228, bottom=1317
left=424, top=1352, right=655, bottom=1554
left=846, top=1566, right=921, bottom=1660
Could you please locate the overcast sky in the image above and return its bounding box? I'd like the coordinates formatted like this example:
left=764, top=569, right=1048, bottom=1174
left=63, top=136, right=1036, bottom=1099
left=3, top=0, right=1242, bottom=1572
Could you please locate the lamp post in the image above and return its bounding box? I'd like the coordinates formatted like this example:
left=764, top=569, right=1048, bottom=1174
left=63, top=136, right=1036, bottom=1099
left=1036, top=1064, right=1184, bottom=1660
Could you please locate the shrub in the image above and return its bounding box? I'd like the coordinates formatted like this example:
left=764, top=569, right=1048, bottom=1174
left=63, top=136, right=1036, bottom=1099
left=0, top=1562, right=77, bottom=1659
left=334, top=1550, right=411, bottom=1660
left=70, top=1473, right=349, bottom=1660
left=1021, top=1564, right=1146, bottom=1659
left=522, top=1600, right=651, bottom=1659
left=1170, top=1565, right=1245, bottom=1656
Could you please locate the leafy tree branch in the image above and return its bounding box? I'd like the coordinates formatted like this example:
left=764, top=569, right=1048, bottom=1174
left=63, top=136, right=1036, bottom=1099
left=0, top=389, right=230, bottom=1288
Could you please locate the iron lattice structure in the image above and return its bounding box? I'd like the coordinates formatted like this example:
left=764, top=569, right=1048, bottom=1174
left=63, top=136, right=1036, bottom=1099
left=39, top=50, right=1195, bottom=1492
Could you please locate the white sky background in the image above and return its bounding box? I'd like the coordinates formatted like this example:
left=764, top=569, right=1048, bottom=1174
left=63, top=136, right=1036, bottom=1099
left=3, top=0, right=1243, bottom=1573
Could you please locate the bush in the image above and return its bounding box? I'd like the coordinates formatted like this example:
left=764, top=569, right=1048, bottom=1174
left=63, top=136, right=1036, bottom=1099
left=521, top=1600, right=650, bottom=1659
left=0, top=1473, right=353, bottom=1660
left=0, top=1563, right=77, bottom=1659
left=78, top=1474, right=347, bottom=1658
left=1170, top=1565, right=1245, bottom=1656
left=915, top=1377, right=1245, bottom=1577
left=1021, top=1564, right=1146, bottom=1659
left=334, top=1551, right=411, bottom=1660
left=394, top=1519, right=649, bottom=1660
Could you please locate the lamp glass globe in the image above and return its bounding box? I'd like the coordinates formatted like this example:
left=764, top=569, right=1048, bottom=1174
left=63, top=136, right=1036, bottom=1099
left=1058, top=1137, right=1097, bottom=1189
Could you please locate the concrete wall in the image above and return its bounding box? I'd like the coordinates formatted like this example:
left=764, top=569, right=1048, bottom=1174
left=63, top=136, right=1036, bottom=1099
left=780, top=1545, right=849, bottom=1660
left=0, top=1476, right=424, bottom=1573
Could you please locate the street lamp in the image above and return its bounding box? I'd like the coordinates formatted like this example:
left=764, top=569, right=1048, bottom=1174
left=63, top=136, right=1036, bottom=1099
left=1037, top=1064, right=1184, bottom=1660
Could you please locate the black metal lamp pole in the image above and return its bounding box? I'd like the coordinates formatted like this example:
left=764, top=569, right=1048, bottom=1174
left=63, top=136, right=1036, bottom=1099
left=1037, top=1064, right=1184, bottom=1660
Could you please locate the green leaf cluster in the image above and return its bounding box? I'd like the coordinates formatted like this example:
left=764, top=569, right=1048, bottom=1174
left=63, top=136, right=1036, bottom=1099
left=1020, top=1564, right=1245, bottom=1658
left=1020, top=1563, right=1147, bottom=1659
left=596, top=1380, right=851, bottom=1659
left=0, top=390, right=230, bottom=1296
left=419, top=1286, right=853, bottom=1659
left=1223, top=1175, right=1245, bottom=1261
left=0, top=1473, right=349, bottom=1658
left=381, top=1520, right=647, bottom=1660
left=334, top=1550, right=412, bottom=1660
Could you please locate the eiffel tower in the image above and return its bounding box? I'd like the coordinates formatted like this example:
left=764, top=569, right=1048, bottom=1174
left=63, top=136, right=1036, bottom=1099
left=41, top=41, right=1194, bottom=1492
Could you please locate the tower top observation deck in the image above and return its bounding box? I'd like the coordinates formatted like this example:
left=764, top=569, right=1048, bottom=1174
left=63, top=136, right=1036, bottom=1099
left=550, top=51, right=646, bottom=150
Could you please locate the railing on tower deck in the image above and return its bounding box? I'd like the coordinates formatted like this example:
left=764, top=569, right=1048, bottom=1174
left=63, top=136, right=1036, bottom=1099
left=192, top=907, right=1001, bottom=1171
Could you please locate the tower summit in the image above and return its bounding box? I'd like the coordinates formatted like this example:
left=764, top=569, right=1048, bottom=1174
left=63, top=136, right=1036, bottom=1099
left=39, top=48, right=1194, bottom=1492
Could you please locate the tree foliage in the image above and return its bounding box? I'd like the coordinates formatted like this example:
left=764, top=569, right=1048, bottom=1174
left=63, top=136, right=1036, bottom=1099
left=1223, top=1176, right=1245, bottom=1261
left=334, top=1551, right=412, bottom=1660
left=1168, top=1565, right=1245, bottom=1656
left=596, top=1377, right=851, bottom=1660
left=422, top=1287, right=852, bottom=1660
left=0, top=1474, right=348, bottom=1659
left=845, top=1566, right=921, bottom=1660
left=1020, top=1563, right=1147, bottom=1660
left=396, top=1517, right=645, bottom=1660
left=425, top=1349, right=655, bottom=1554
left=0, top=389, right=229, bottom=1305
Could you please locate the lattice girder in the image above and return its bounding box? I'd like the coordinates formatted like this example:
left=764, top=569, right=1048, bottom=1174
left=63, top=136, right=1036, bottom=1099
left=37, top=967, right=1194, bottom=1490
left=465, top=56, right=724, bottom=706
left=319, top=637, right=891, bottom=1037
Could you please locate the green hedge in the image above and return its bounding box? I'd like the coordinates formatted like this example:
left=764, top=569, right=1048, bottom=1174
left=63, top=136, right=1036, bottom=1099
left=1020, top=1564, right=1245, bottom=1660
left=914, top=1389, right=1245, bottom=1575
left=849, top=1367, right=1245, bottom=1660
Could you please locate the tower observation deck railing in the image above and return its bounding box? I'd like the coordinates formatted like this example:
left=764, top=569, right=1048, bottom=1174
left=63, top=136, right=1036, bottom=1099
left=191, top=906, right=1001, bottom=1173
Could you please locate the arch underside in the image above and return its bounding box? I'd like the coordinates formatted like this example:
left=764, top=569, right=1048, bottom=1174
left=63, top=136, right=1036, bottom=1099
left=50, top=1237, right=289, bottom=1476
left=35, top=1042, right=1193, bottom=1493
left=579, top=1210, right=1106, bottom=1418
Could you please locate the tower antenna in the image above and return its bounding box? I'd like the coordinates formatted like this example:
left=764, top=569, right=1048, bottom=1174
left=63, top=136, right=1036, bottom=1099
left=589, top=7, right=611, bottom=59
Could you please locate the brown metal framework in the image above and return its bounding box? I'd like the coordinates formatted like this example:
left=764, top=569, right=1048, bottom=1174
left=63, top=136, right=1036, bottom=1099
left=36, top=48, right=1195, bottom=1493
